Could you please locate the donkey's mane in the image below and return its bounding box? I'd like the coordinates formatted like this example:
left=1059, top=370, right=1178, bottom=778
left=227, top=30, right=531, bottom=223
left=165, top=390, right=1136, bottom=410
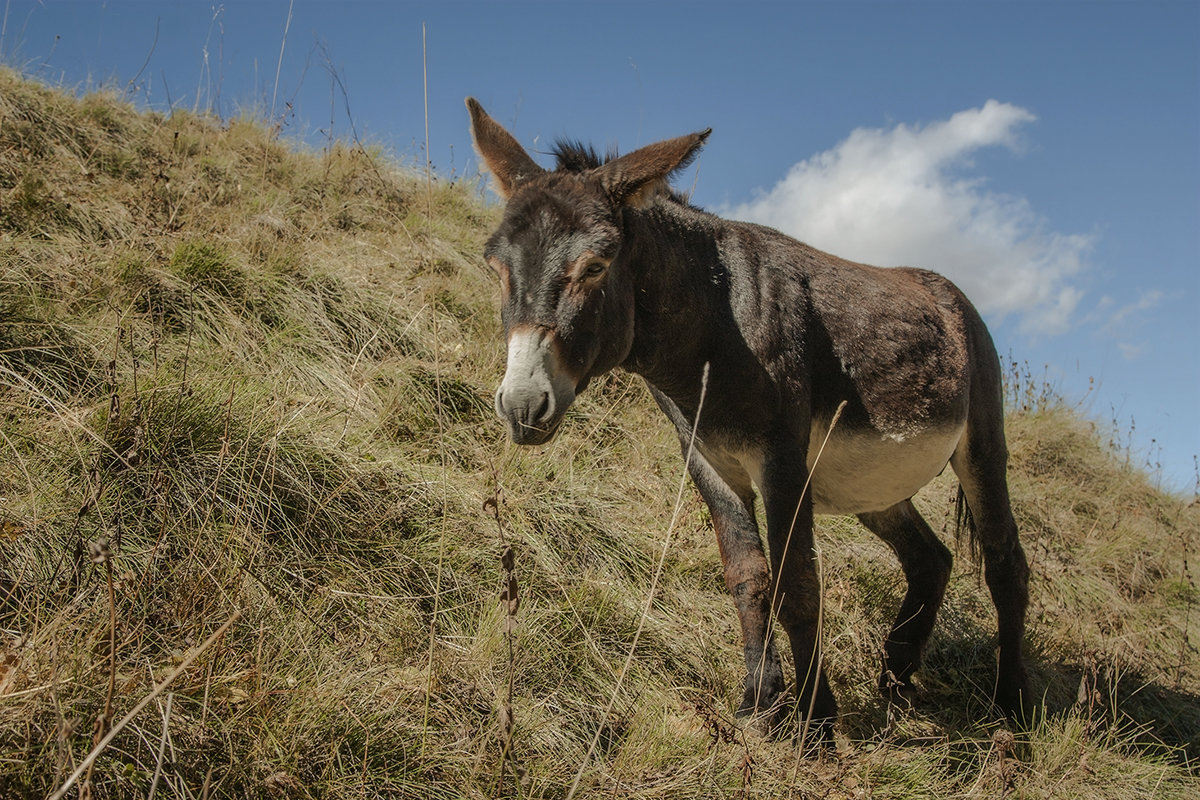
left=551, top=139, right=612, bottom=172
left=551, top=139, right=695, bottom=206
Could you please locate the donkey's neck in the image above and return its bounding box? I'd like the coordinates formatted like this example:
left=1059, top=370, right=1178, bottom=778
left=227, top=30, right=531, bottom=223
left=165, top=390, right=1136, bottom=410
left=620, top=202, right=742, bottom=415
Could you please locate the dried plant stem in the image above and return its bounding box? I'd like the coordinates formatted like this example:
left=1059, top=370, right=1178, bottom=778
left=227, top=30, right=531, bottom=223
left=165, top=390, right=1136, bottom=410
left=81, top=554, right=118, bottom=795
left=271, top=0, right=294, bottom=119
left=749, top=400, right=846, bottom=742
left=794, top=401, right=845, bottom=750
left=147, top=692, right=174, bottom=800
left=489, top=485, right=524, bottom=799
left=565, top=363, right=711, bottom=800
left=48, top=609, right=243, bottom=800
left=419, top=21, right=450, bottom=761
left=797, top=542, right=826, bottom=751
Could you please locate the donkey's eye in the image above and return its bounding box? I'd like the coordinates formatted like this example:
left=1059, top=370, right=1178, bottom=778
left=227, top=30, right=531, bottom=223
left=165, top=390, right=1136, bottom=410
left=582, top=260, right=608, bottom=279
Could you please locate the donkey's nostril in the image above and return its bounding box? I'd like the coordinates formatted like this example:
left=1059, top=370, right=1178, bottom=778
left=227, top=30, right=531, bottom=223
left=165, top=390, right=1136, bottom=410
left=533, top=392, right=552, bottom=423
left=495, top=384, right=554, bottom=428
left=495, top=324, right=575, bottom=443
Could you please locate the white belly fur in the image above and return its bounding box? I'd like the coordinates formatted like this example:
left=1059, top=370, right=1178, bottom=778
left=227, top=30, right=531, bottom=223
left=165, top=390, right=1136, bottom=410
left=805, top=422, right=964, bottom=515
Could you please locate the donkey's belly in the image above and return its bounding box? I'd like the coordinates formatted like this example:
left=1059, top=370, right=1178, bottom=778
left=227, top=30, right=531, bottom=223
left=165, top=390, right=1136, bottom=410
left=806, top=422, right=964, bottom=515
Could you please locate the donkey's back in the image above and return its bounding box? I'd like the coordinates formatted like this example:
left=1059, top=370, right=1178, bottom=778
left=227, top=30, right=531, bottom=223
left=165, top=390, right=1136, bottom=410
left=713, top=218, right=1000, bottom=515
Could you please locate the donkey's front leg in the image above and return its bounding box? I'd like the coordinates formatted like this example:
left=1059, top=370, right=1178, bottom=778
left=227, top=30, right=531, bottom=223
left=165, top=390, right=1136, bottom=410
left=761, top=449, right=838, bottom=732
left=685, top=450, right=786, bottom=723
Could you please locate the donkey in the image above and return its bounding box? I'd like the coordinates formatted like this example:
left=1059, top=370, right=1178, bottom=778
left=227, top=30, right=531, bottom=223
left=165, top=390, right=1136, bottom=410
left=466, top=98, right=1030, bottom=730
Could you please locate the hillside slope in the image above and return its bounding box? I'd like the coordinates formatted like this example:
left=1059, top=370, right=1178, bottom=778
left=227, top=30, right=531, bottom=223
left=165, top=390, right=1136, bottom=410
left=0, top=70, right=1196, bottom=799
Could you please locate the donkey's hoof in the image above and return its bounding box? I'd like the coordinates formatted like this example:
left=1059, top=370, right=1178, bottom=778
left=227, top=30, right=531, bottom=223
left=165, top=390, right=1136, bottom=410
left=878, top=669, right=918, bottom=708
left=994, top=681, right=1035, bottom=727
left=735, top=694, right=791, bottom=737
left=736, top=676, right=787, bottom=716
left=794, top=714, right=837, bottom=750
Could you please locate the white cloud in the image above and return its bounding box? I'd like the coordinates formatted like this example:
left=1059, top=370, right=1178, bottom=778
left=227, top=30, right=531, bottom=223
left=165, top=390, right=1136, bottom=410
left=1118, top=342, right=1146, bottom=361
left=1107, top=289, right=1163, bottom=329
left=724, top=100, right=1092, bottom=335
left=1094, top=289, right=1163, bottom=363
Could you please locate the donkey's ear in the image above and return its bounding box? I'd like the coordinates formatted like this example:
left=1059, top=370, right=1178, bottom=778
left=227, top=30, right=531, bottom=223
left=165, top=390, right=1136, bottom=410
left=597, top=129, right=711, bottom=207
left=466, top=97, right=545, bottom=198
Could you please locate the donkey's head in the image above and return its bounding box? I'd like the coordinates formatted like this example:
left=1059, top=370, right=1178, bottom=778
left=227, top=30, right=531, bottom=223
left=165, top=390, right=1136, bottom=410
left=468, top=98, right=709, bottom=445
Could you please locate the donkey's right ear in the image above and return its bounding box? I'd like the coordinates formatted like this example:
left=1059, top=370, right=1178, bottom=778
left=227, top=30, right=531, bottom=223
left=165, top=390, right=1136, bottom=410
left=466, top=98, right=545, bottom=198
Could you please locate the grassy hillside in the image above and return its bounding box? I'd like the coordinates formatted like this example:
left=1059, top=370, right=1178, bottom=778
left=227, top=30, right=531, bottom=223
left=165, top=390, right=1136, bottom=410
left=0, top=70, right=1196, bottom=798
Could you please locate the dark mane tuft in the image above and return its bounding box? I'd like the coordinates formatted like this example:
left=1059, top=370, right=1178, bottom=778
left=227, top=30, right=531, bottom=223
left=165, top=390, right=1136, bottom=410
left=552, top=139, right=615, bottom=173
left=551, top=138, right=698, bottom=206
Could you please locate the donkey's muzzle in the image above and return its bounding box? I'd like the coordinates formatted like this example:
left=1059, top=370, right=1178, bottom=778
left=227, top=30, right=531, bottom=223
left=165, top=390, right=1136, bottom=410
left=495, top=327, right=576, bottom=445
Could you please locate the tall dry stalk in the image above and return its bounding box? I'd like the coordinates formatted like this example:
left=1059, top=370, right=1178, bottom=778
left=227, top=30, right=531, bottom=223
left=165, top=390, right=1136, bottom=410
left=271, top=0, right=294, bottom=120
left=486, top=481, right=525, bottom=797
left=565, top=364, right=711, bottom=800
left=48, top=610, right=243, bottom=800
left=418, top=21, right=452, bottom=761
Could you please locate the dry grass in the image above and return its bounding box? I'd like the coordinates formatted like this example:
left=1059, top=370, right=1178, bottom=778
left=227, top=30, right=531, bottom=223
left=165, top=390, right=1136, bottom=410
left=0, top=70, right=1196, bottom=798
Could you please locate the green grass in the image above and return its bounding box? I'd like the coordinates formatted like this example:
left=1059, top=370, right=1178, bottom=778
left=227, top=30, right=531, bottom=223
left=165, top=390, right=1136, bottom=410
left=0, top=69, right=1196, bottom=798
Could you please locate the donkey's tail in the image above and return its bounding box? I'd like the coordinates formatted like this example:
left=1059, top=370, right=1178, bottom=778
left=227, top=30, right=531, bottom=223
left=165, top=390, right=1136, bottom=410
left=954, top=485, right=980, bottom=562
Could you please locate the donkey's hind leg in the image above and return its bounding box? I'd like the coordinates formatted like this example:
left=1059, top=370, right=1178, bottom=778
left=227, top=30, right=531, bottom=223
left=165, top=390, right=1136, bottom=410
left=951, top=424, right=1031, bottom=721
left=858, top=500, right=953, bottom=704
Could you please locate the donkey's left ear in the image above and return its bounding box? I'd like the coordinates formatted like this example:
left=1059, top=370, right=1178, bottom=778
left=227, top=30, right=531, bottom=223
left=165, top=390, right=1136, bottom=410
left=597, top=128, right=711, bottom=207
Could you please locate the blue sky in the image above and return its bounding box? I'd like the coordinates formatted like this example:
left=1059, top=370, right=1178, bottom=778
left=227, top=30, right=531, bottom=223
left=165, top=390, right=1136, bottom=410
left=4, top=1, right=1197, bottom=491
